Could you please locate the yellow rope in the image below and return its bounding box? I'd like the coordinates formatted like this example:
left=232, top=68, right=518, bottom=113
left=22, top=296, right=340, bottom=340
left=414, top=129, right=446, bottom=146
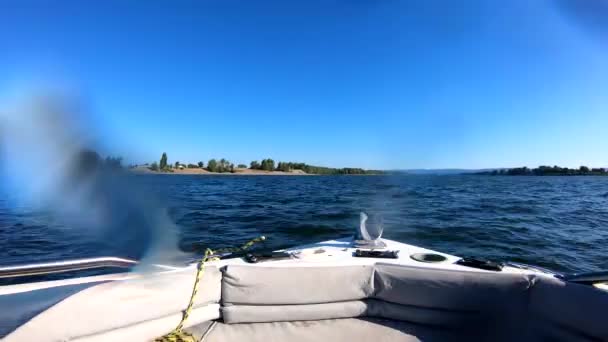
left=155, top=236, right=266, bottom=342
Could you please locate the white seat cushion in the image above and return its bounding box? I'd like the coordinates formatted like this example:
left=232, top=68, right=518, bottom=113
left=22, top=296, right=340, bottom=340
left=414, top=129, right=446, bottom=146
left=221, top=265, right=374, bottom=305
left=4, top=267, right=221, bottom=341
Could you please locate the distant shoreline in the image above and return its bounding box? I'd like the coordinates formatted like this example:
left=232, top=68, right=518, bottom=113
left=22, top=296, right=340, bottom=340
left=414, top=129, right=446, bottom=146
left=132, top=166, right=310, bottom=176
left=132, top=167, right=354, bottom=176
left=471, top=174, right=608, bottom=177
left=132, top=167, right=386, bottom=176
left=473, top=166, right=608, bottom=177
left=136, top=154, right=384, bottom=176
left=133, top=170, right=382, bottom=176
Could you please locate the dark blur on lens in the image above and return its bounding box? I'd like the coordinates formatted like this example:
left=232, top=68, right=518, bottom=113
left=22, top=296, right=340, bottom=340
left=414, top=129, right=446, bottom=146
left=0, top=92, right=183, bottom=266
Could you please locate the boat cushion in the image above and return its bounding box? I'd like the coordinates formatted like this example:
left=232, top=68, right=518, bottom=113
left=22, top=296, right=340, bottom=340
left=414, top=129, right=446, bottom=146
left=201, top=317, right=464, bottom=342
left=222, top=299, right=485, bottom=328
left=0, top=282, right=102, bottom=338
left=69, top=305, right=220, bottom=342
left=221, top=300, right=368, bottom=323
left=4, top=266, right=222, bottom=341
left=373, top=263, right=533, bottom=310
left=529, top=276, right=608, bottom=341
left=373, top=263, right=533, bottom=340
left=220, top=263, right=533, bottom=341
left=221, top=265, right=374, bottom=305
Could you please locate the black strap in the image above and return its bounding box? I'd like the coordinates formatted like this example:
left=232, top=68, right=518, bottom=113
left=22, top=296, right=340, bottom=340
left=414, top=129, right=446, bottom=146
left=456, top=258, right=503, bottom=271
left=244, top=252, right=292, bottom=263
left=354, top=249, right=399, bottom=259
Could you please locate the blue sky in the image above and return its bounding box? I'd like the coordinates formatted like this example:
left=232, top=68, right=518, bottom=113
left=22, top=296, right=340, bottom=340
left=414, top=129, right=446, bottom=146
left=1, top=0, right=607, bottom=169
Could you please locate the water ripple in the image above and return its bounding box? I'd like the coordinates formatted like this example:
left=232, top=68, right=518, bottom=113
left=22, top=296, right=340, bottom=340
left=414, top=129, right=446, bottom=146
left=2, top=175, right=608, bottom=274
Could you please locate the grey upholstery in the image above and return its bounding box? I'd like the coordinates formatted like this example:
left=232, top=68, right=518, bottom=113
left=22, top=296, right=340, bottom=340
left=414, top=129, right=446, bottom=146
left=220, top=264, right=532, bottom=339
left=6, top=262, right=608, bottom=341
left=220, top=265, right=374, bottom=324
left=0, top=282, right=102, bottom=338
left=373, top=263, right=532, bottom=340
left=3, top=267, right=223, bottom=342
left=373, top=263, right=533, bottom=310
left=203, top=317, right=462, bottom=342
left=222, top=301, right=368, bottom=323
left=529, top=276, right=608, bottom=341
left=221, top=265, right=374, bottom=305
left=365, top=299, right=479, bottom=328
left=217, top=263, right=608, bottom=341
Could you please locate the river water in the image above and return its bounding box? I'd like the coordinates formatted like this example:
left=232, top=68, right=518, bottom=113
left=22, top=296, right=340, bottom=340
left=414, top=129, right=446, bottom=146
left=1, top=174, right=607, bottom=276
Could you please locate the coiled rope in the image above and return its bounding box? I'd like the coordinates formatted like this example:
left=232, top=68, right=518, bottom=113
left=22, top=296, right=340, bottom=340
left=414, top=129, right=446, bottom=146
left=155, top=236, right=266, bottom=342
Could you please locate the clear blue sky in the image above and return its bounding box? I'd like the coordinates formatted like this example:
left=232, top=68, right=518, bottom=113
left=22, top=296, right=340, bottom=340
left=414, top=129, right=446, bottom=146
left=1, top=0, right=607, bottom=169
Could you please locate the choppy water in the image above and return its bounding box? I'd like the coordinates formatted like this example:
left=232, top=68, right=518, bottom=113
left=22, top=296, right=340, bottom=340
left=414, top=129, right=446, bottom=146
left=1, top=175, right=608, bottom=276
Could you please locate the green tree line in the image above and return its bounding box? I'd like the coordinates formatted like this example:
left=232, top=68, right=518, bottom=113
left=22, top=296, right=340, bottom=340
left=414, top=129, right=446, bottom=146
left=478, top=165, right=608, bottom=176
left=207, top=158, right=235, bottom=173
left=249, top=159, right=383, bottom=175
left=149, top=153, right=235, bottom=173
left=147, top=153, right=383, bottom=175
left=249, top=159, right=275, bottom=171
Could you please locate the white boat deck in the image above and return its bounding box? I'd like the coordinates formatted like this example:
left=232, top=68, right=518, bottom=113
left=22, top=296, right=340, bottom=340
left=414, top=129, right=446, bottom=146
left=209, top=237, right=530, bottom=274
left=0, top=237, right=538, bottom=297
